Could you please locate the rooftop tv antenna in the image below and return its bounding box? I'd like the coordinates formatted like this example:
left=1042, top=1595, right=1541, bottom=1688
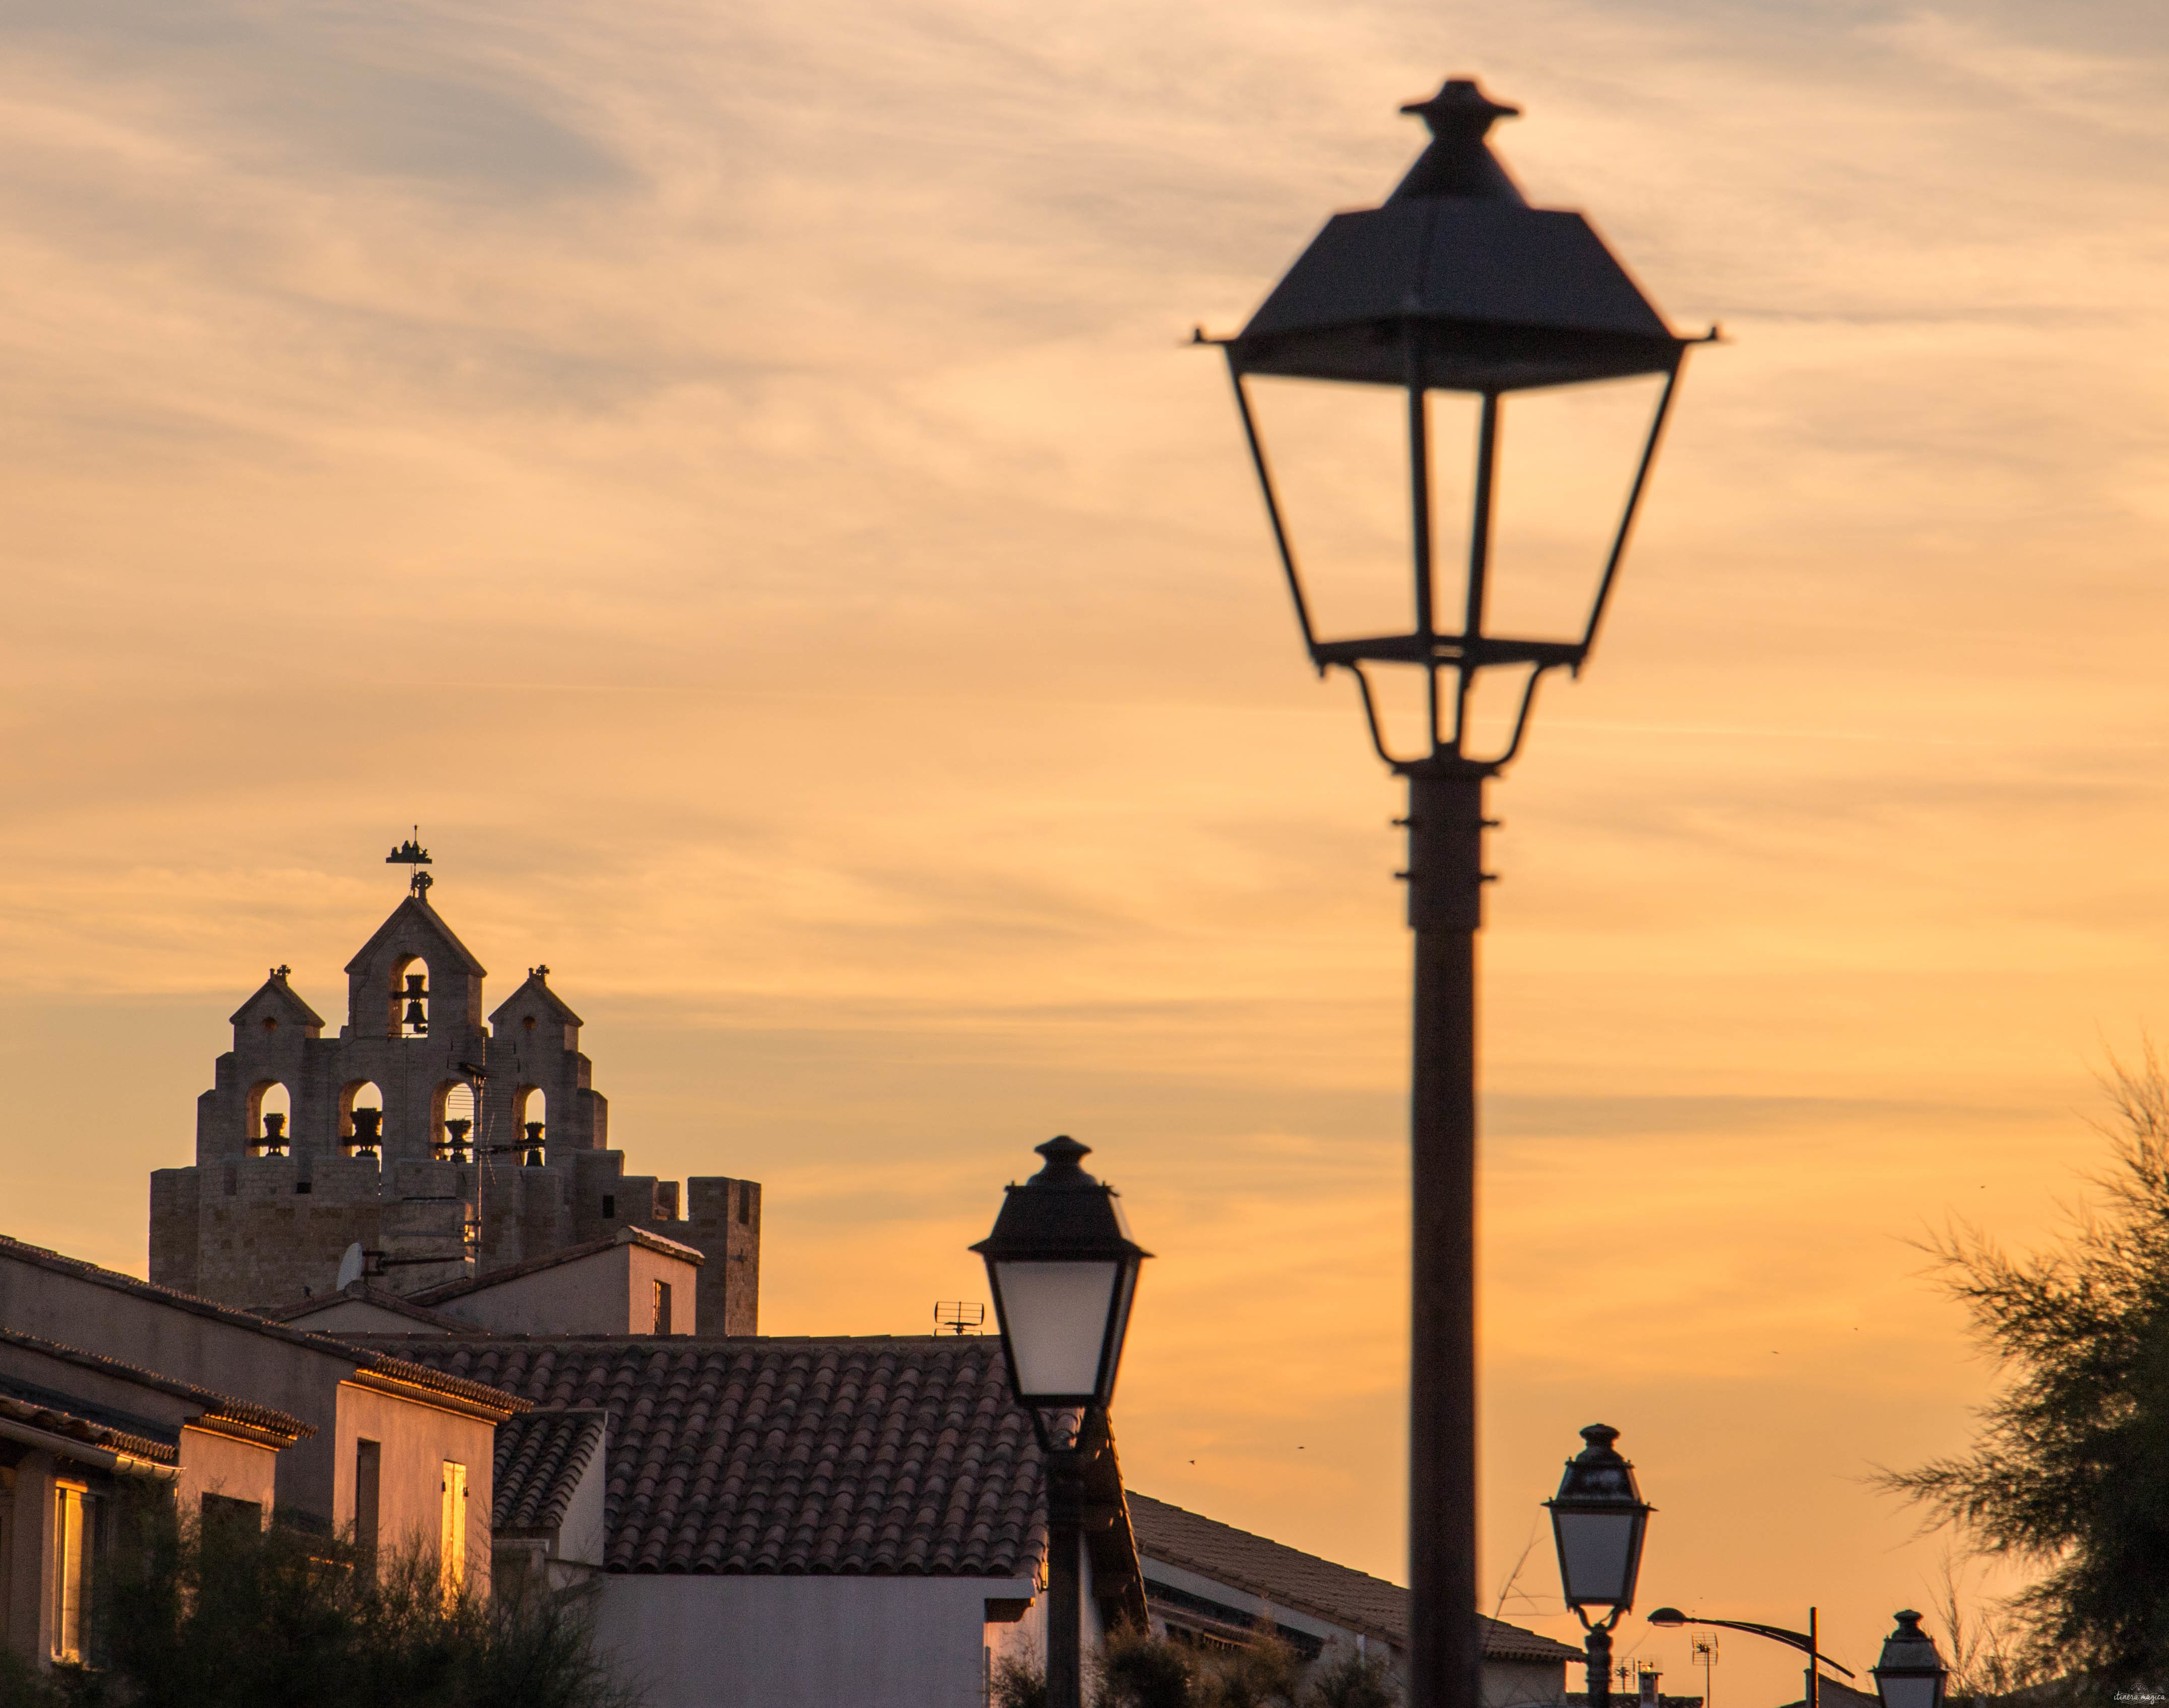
left=934, top=1301, right=987, bottom=1336
left=1692, top=1634, right=1718, bottom=1708
left=387, top=827, right=433, bottom=899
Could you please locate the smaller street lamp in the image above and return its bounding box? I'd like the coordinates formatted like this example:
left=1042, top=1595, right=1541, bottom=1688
left=974, top=1137, right=1151, bottom=1708
left=1548, top=1425, right=1653, bottom=1708
left=1871, top=1612, right=1949, bottom=1708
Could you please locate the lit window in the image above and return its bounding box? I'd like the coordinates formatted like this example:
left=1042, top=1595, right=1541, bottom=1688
left=653, top=1279, right=673, bottom=1335
left=51, top=1481, right=99, bottom=1664
left=439, top=1461, right=467, bottom=1600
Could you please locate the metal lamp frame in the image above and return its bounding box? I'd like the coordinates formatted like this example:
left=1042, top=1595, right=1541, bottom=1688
left=1211, top=332, right=1698, bottom=776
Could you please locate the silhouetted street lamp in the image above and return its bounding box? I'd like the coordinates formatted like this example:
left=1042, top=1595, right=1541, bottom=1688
left=1647, top=1606, right=1857, bottom=1708
left=974, top=1137, right=1151, bottom=1708
left=1547, top=1425, right=1653, bottom=1708
left=1202, top=77, right=1711, bottom=1708
left=1871, top=1612, right=1949, bottom=1708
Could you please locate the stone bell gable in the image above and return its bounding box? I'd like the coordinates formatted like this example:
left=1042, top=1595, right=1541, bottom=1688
left=484, top=970, right=605, bottom=1162
left=150, top=890, right=761, bottom=1334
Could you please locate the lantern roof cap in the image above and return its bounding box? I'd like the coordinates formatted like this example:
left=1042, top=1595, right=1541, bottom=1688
left=1547, top=1421, right=1650, bottom=1508
left=1227, top=78, right=1683, bottom=392
left=1873, top=1610, right=1946, bottom=1675
left=971, top=1136, right=1152, bottom=1263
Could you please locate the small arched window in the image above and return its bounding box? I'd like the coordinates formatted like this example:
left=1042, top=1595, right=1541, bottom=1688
left=390, top=958, right=431, bottom=1039
left=342, top=1081, right=385, bottom=1157
left=248, top=1082, right=292, bottom=1156
left=433, top=1080, right=476, bottom=1158
left=515, top=1088, right=547, bottom=1166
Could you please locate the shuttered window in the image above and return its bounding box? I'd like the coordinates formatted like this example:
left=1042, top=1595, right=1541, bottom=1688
left=51, top=1482, right=98, bottom=1664
left=439, top=1461, right=467, bottom=1599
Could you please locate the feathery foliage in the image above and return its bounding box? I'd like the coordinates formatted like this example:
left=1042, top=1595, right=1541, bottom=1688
left=1088, top=1626, right=1395, bottom=1708
left=0, top=1485, right=635, bottom=1708
left=1879, top=1050, right=2169, bottom=1689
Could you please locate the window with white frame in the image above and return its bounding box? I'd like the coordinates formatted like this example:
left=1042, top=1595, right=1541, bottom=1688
left=439, top=1462, right=467, bottom=1600
left=50, top=1480, right=101, bottom=1665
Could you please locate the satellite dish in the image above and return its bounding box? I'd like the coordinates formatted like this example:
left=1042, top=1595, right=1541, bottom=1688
left=335, top=1243, right=365, bottom=1291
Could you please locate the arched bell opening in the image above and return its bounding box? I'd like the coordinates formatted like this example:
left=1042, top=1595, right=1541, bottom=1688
left=247, top=1082, right=292, bottom=1157
left=341, top=1080, right=385, bottom=1159
left=433, top=1079, right=476, bottom=1160
left=514, top=1086, right=547, bottom=1166
left=389, top=956, right=431, bottom=1039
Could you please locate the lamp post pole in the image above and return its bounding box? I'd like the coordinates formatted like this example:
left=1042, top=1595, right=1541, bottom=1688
left=1408, top=761, right=1488, bottom=1708
left=1584, top=1622, right=1615, bottom=1708
left=1044, top=1442, right=1086, bottom=1708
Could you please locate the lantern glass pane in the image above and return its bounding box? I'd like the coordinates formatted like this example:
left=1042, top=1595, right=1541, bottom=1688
left=1879, top=1679, right=1940, bottom=1708
left=1556, top=1510, right=1637, bottom=1605
left=995, top=1260, right=1119, bottom=1400
left=1102, top=1263, right=1138, bottom=1401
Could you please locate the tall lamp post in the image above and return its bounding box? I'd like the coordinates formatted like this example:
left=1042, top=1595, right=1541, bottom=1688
left=974, top=1137, right=1151, bottom=1708
left=1647, top=1607, right=1858, bottom=1708
left=1546, top=1425, right=1654, bottom=1708
left=1202, top=78, right=1711, bottom=1708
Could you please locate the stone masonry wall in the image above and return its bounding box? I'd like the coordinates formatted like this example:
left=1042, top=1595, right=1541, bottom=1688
left=688, top=1177, right=761, bottom=1336
left=150, top=892, right=763, bottom=1327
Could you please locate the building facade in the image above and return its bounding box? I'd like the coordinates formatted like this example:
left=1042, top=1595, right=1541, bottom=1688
left=148, top=889, right=762, bottom=1331
left=0, top=1235, right=522, bottom=1552
left=0, top=1329, right=312, bottom=1668
left=355, top=1331, right=1146, bottom=1708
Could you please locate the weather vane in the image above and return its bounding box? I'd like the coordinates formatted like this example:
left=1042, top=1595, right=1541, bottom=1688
left=386, top=827, right=433, bottom=899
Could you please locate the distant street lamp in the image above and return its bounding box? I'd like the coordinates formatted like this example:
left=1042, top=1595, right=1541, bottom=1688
left=1647, top=1606, right=1857, bottom=1708
left=1547, top=1425, right=1654, bottom=1708
left=1202, top=77, right=1711, bottom=1708
left=1870, top=1612, right=1949, bottom=1708
left=974, top=1137, right=1151, bottom=1708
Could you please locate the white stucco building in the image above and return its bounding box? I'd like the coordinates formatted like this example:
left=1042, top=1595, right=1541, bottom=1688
left=368, top=1331, right=1145, bottom=1708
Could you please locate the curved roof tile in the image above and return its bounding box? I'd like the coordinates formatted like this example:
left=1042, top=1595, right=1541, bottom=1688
left=391, top=1336, right=1047, bottom=1577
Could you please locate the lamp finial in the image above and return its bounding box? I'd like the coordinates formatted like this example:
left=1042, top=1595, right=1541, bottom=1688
left=1032, top=1135, right=1091, bottom=1179
left=1390, top=77, right=1526, bottom=205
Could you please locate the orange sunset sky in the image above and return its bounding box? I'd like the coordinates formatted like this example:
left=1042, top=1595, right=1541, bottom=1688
left=5, top=0, right=2169, bottom=1699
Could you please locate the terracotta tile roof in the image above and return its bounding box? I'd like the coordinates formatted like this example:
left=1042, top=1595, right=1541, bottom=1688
left=1480, top=1618, right=1587, bottom=1665
left=0, top=1383, right=178, bottom=1464
left=496, top=1408, right=607, bottom=1533
left=0, top=1328, right=313, bottom=1443
left=350, top=1354, right=530, bottom=1419
left=1126, top=1493, right=1581, bottom=1663
left=385, top=1335, right=1048, bottom=1576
